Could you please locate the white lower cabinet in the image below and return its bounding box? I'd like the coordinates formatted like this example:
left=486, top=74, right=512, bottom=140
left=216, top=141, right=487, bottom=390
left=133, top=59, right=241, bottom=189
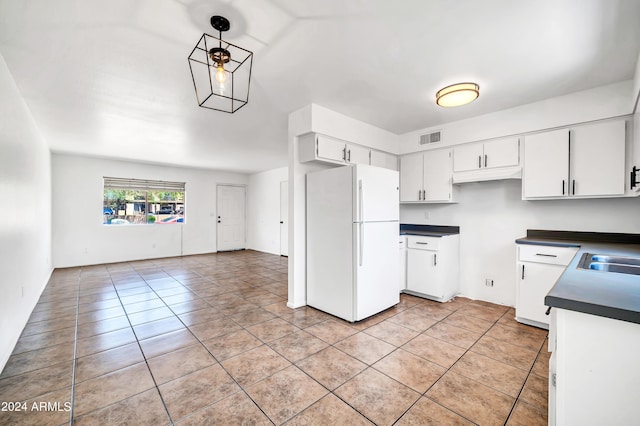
left=549, top=308, right=640, bottom=425
left=516, top=244, right=578, bottom=328
left=405, top=235, right=459, bottom=302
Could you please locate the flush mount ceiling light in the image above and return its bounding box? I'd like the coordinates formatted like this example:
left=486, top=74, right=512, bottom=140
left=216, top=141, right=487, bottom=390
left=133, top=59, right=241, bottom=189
left=436, top=82, right=479, bottom=107
left=188, top=15, right=253, bottom=113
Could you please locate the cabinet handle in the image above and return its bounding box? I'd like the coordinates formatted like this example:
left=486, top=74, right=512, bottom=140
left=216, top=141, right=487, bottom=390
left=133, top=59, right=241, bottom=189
left=484, top=154, right=487, bottom=168
left=418, top=189, right=422, bottom=201
left=347, top=149, right=351, bottom=162
left=434, top=253, right=437, bottom=266
left=536, top=253, right=557, bottom=258
left=478, top=155, right=481, bottom=169
left=545, top=306, right=551, bottom=316
left=342, top=148, right=346, bottom=161
left=562, top=180, right=565, bottom=195
left=572, top=179, right=576, bottom=195
left=415, top=242, right=429, bottom=245
left=521, top=264, right=525, bottom=279
left=423, top=189, right=426, bottom=200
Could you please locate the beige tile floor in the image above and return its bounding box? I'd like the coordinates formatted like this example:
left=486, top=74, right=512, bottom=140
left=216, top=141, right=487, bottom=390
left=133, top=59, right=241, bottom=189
left=0, top=250, right=549, bottom=425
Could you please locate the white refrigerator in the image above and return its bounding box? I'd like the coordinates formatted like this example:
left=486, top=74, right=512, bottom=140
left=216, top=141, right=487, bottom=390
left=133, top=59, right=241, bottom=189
left=306, top=164, right=400, bottom=322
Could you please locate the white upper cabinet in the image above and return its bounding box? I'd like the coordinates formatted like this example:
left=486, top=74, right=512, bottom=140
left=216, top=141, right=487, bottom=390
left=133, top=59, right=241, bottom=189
left=399, top=153, right=424, bottom=202
left=345, top=143, right=370, bottom=165
left=400, top=149, right=452, bottom=203
left=299, top=133, right=396, bottom=169
left=483, top=138, right=520, bottom=169
left=423, top=149, right=453, bottom=201
left=453, top=138, right=519, bottom=172
left=370, top=150, right=398, bottom=171
left=316, top=134, right=347, bottom=163
left=523, top=120, right=626, bottom=199
left=571, top=121, right=625, bottom=197
left=523, top=129, right=570, bottom=198
left=300, top=133, right=370, bottom=165
left=453, top=143, right=484, bottom=172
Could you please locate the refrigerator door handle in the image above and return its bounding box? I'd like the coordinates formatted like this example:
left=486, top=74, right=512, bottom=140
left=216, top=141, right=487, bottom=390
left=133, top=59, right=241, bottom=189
left=358, top=179, right=363, bottom=223
left=358, top=179, right=364, bottom=266
left=359, top=223, right=364, bottom=266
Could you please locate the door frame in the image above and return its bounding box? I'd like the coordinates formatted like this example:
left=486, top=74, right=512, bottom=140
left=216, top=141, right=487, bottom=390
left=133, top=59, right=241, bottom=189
left=216, top=184, right=247, bottom=252
left=279, top=180, right=288, bottom=257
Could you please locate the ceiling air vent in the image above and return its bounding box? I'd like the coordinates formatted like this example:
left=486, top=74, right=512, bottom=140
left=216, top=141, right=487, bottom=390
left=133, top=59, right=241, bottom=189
left=419, top=131, right=441, bottom=145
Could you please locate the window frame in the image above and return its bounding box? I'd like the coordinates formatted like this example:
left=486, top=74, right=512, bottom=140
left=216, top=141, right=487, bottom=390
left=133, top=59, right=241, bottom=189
left=103, top=177, right=186, bottom=226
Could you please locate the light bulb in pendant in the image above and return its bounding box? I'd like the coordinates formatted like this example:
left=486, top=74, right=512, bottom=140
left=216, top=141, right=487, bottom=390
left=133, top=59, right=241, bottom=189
left=215, top=64, right=226, bottom=84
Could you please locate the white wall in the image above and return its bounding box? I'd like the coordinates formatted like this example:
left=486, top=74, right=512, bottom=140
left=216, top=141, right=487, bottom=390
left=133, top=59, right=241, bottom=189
left=52, top=154, right=248, bottom=267
left=400, top=80, right=640, bottom=306
left=247, top=166, right=288, bottom=255
left=0, top=55, right=53, bottom=371
left=401, top=181, right=640, bottom=306
left=400, top=80, right=634, bottom=154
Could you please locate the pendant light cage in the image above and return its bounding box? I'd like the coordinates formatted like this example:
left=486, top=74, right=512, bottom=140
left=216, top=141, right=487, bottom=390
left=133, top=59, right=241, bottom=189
left=188, top=32, right=253, bottom=113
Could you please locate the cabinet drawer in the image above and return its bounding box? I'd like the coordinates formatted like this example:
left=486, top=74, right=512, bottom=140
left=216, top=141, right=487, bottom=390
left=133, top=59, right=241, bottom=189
left=407, top=236, right=440, bottom=250
left=518, top=244, right=578, bottom=266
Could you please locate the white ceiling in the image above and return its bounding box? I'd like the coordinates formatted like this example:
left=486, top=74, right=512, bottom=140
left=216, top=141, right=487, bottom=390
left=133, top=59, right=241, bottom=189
left=1, top=0, right=639, bottom=173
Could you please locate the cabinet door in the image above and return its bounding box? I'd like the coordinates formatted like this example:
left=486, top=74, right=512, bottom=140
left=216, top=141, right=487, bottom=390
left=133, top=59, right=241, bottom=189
left=370, top=150, right=398, bottom=170
left=346, top=143, right=370, bottom=165
left=407, top=249, right=439, bottom=296
left=483, top=137, right=520, bottom=169
left=453, top=143, right=483, bottom=172
left=516, top=261, right=565, bottom=325
left=523, top=130, right=569, bottom=198
left=316, top=135, right=346, bottom=163
left=400, top=154, right=423, bottom=202
left=423, top=149, right=452, bottom=201
left=571, top=120, right=625, bottom=196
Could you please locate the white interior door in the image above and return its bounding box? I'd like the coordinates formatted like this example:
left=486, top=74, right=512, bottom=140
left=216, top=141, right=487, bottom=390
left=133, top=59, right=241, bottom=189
left=280, top=180, right=288, bottom=256
left=216, top=185, right=246, bottom=251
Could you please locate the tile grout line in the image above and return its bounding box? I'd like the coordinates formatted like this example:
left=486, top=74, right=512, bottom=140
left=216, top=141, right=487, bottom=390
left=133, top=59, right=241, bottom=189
left=360, top=301, right=538, bottom=425
left=57, top=257, right=538, bottom=425
left=112, top=268, right=179, bottom=425
left=67, top=269, right=83, bottom=426
left=418, top=305, right=544, bottom=425
left=502, top=336, right=549, bottom=423
left=131, top=265, right=277, bottom=425
left=367, top=305, right=481, bottom=426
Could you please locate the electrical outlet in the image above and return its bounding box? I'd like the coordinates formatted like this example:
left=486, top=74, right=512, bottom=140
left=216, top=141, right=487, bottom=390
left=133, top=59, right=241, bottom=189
left=485, top=278, right=494, bottom=287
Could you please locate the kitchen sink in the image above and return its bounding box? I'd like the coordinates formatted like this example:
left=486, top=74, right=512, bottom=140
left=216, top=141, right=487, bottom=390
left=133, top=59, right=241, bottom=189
left=578, top=253, right=640, bottom=276
left=590, top=255, right=640, bottom=267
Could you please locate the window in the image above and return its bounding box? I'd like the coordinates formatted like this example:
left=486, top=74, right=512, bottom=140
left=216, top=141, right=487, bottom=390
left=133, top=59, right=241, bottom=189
left=103, top=177, right=185, bottom=225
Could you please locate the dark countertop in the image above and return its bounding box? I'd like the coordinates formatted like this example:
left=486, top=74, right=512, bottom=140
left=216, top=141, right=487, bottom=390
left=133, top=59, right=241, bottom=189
left=400, top=224, right=459, bottom=237
left=516, top=230, right=640, bottom=325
